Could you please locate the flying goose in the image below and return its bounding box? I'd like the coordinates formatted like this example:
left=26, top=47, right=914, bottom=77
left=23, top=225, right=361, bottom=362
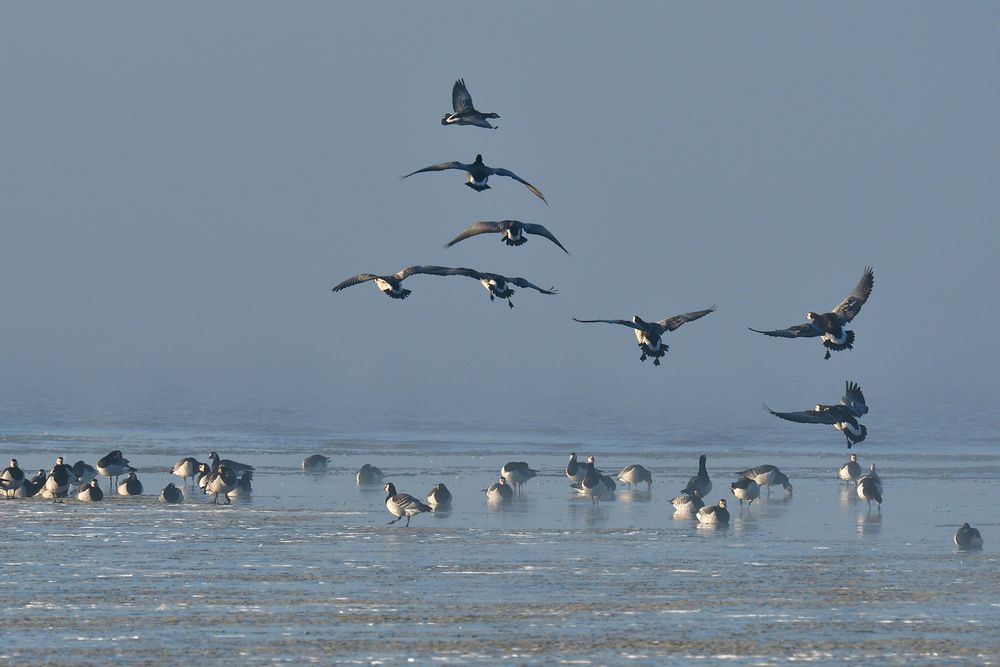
left=205, top=465, right=238, bottom=505
left=671, top=492, right=705, bottom=514
left=696, top=498, right=730, bottom=524
left=302, top=454, right=330, bottom=471
left=441, top=78, right=500, bottom=129
left=839, top=453, right=862, bottom=483
left=117, top=472, right=144, bottom=496
left=442, top=267, right=557, bottom=308
left=159, top=483, right=183, bottom=504
left=445, top=220, right=568, bottom=254
left=500, top=462, right=538, bottom=495
left=384, top=482, right=432, bottom=526
left=616, top=464, right=653, bottom=490
left=733, top=464, right=793, bottom=495
left=681, top=455, right=712, bottom=498
left=763, top=381, right=869, bottom=448
left=77, top=479, right=104, bottom=502
left=96, top=450, right=136, bottom=491
left=954, top=523, right=983, bottom=550
left=484, top=476, right=514, bottom=503
left=403, top=154, right=547, bottom=204
left=331, top=265, right=458, bottom=300
left=730, top=477, right=760, bottom=510
left=1, top=459, right=25, bottom=498
left=356, top=464, right=385, bottom=486
left=208, top=452, right=254, bottom=475
left=426, top=483, right=453, bottom=510
left=573, top=307, right=716, bottom=366
left=171, top=457, right=201, bottom=485
left=750, top=266, right=874, bottom=359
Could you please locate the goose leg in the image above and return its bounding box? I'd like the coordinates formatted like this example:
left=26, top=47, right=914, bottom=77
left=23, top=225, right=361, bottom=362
left=824, top=350, right=831, bottom=360
left=653, top=358, right=661, bottom=366
left=405, top=516, right=411, bottom=527
left=507, top=298, right=514, bottom=309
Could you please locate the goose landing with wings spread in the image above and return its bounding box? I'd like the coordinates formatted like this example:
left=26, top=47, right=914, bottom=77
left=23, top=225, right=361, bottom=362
left=441, top=78, right=499, bottom=129
left=331, top=265, right=456, bottom=300
left=573, top=307, right=716, bottom=366
left=763, top=381, right=870, bottom=448
left=445, top=220, right=568, bottom=254
left=445, top=267, right=557, bottom=308
left=403, top=154, right=547, bottom=204
left=750, top=266, right=874, bottom=359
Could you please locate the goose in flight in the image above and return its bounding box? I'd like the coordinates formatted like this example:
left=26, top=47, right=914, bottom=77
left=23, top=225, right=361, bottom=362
left=763, top=381, right=869, bottom=448
left=331, top=265, right=457, bottom=300
left=750, top=266, right=874, bottom=359
left=573, top=307, right=715, bottom=366
left=445, top=267, right=557, bottom=308
left=445, top=220, right=568, bottom=254
left=403, top=154, right=547, bottom=204
left=441, top=78, right=499, bottom=129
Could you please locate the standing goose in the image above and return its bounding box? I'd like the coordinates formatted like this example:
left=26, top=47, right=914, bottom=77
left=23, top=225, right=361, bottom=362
left=383, top=482, right=432, bottom=526
left=196, top=462, right=212, bottom=491
left=750, top=266, right=874, bottom=359
left=444, top=267, right=557, bottom=308
left=572, top=456, right=609, bottom=504
left=616, top=464, right=653, bottom=490
left=208, top=452, right=254, bottom=475
left=839, top=453, right=862, bottom=483
left=331, top=265, right=458, bottom=300
left=302, top=454, right=330, bottom=471
left=42, top=464, right=72, bottom=501
left=53, top=457, right=78, bottom=484
left=856, top=465, right=883, bottom=509
left=763, top=381, right=869, bottom=448
left=671, top=492, right=705, bottom=514
left=426, top=483, right=453, bottom=510
left=730, top=478, right=760, bottom=510
left=441, top=78, right=500, bottom=129
left=117, top=472, right=144, bottom=496
left=696, top=498, right=730, bottom=524
left=159, top=483, right=183, bottom=504
left=171, top=457, right=201, bottom=485
left=15, top=470, right=47, bottom=498
left=954, top=523, right=983, bottom=550
left=205, top=465, right=238, bottom=505
left=445, top=220, right=568, bottom=254
left=403, top=154, right=547, bottom=204
left=499, top=462, right=538, bottom=495
left=681, top=455, right=712, bottom=498
left=573, top=307, right=716, bottom=366
left=1, top=459, right=25, bottom=498
left=566, top=452, right=587, bottom=484
left=356, top=464, right=385, bottom=486
left=77, top=479, right=104, bottom=502
left=484, top=476, right=514, bottom=503
left=229, top=470, right=253, bottom=498
left=734, top=464, right=793, bottom=495
left=71, top=460, right=98, bottom=487
left=96, top=450, right=136, bottom=491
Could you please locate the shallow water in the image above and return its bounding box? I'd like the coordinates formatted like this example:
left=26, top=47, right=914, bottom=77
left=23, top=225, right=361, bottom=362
left=1, top=401, right=998, bottom=664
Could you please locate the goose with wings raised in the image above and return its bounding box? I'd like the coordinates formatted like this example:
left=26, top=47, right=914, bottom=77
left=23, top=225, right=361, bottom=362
left=572, top=307, right=716, bottom=366
left=441, top=78, right=499, bottom=129
left=763, top=381, right=870, bottom=448
left=750, top=266, right=874, bottom=359
left=403, top=154, right=547, bottom=204
left=444, top=267, right=557, bottom=308
left=445, top=220, right=568, bottom=254
left=331, top=265, right=457, bottom=300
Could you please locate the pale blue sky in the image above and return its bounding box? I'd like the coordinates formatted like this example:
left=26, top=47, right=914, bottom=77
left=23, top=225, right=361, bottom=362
left=1, top=3, right=998, bottom=423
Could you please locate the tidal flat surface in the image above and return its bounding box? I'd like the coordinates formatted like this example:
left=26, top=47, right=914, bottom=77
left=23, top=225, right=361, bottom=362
left=1, top=403, right=998, bottom=664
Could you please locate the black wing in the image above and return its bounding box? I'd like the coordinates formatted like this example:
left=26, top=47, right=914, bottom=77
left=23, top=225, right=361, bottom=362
left=833, top=266, right=874, bottom=322
left=762, top=403, right=839, bottom=425
left=402, top=161, right=469, bottom=179
left=748, top=323, right=822, bottom=338
left=572, top=317, right=644, bottom=331
left=396, top=265, right=459, bottom=279
left=444, top=222, right=503, bottom=248
left=491, top=168, right=548, bottom=204
left=452, top=78, right=475, bottom=113
left=506, top=276, right=557, bottom=295
left=522, top=223, right=569, bottom=254
left=841, top=381, right=868, bottom=416
left=658, top=306, right=716, bottom=332
left=331, top=273, right=378, bottom=292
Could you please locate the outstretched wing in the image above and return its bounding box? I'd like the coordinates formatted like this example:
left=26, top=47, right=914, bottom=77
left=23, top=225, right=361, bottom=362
left=506, top=276, right=557, bottom=295
left=573, top=317, right=643, bottom=331
left=763, top=403, right=838, bottom=425
left=748, top=323, right=821, bottom=338
left=452, top=78, right=474, bottom=113
left=492, top=168, right=548, bottom=204
left=396, top=265, right=459, bottom=279
left=402, top=161, right=468, bottom=179
left=444, top=222, right=503, bottom=248
left=658, top=306, right=716, bottom=332
left=522, top=223, right=569, bottom=254
left=841, top=381, right=868, bottom=416
left=832, top=266, right=874, bottom=322
left=441, top=266, right=486, bottom=280
left=331, top=273, right=378, bottom=292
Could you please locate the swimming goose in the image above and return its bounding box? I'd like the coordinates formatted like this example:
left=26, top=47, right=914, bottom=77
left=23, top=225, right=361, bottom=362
left=441, top=78, right=500, bottom=129
left=443, top=267, right=557, bottom=308
left=500, top=462, right=538, bottom=495
left=384, top=482, right=432, bottom=526
left=696, top=499, right=730, bottom=524
left=331, top=265, right=458, bottom=300
left=445, top=220, right=569, bottom=254
left=763, top=381, right=869, bottom=448
left=171, top=457, right=201, bottom=485
left=14, top=469, right=46, bottom=498
left=750, top=266, right=874, bottom=360
left=208, top=452, right=254, bottom=475
left=954, top=523, right=983, bottom=550
left=733, top=464, right=793, bottom=495
left=671, top=492, right=705, bottom=514
left=159, top=483, right=183, bottom=504
left=356, top=464, right=385, bottom=486
left=617, top=464, right=653, bottom=490
left=730, top=477, right=760, bottom=510
left=117, top=472, right=144, bottom=496
left=71, top=460, right=98, bottom=487
left=566, top=452, right=588, bottom=484
left=572, top=455, right=609, bottom=504
left=426, top=483, right=453, bottom=510
left=77, top=479, right=104, bottom=502
left=838, top=453, right=862, bottom=483
left=302, top=454, right=330, bottom=471
left=484, top=476, right=514, bottom=503
left=205, top=465, right=238, bottom=505
left=1, top=459, right=25, bottom=498
left=573, top=307, right=716, bottom=366
left=96, top=450, right=136, bottom=491
left=681, top=455, right=712, bottom=498
left=403, top=154, right=547, bottom=204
